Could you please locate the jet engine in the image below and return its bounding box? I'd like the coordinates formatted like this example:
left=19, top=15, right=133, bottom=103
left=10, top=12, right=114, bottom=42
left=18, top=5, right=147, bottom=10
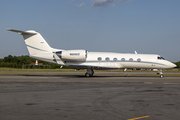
left=56, top=50, right=88, bottom=61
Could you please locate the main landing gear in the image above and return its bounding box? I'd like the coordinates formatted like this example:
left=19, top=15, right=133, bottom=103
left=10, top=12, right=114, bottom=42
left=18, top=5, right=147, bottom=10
left=85, top=69, right=94, bottom=77
left=157, top=69, right=164, bottom=78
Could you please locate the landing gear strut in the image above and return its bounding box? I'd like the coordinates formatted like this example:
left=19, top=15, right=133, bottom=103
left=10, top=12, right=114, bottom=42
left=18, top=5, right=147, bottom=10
left=85, top=69, right=94, bottom=77
left=157, top=69, right=164, bottom=78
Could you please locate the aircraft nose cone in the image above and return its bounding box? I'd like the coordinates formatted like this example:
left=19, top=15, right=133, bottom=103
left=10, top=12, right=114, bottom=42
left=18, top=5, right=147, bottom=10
left=170, top=63, right=177, bottom=68
left=173, top=64, right=177, bottom=68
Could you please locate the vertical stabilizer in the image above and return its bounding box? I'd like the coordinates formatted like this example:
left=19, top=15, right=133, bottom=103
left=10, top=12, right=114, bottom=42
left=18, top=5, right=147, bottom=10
left=7, top=29, right=52, bottom=55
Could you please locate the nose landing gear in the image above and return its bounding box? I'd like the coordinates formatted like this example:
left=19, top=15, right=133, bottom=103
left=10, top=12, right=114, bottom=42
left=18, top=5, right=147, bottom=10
left=159, top=74, right=164, bottom=78
left=157, top=69, right=164, bottom=78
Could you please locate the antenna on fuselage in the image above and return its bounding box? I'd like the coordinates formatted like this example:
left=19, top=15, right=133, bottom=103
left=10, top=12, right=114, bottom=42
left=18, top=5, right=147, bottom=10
left=135, top=51, right=137, bottom=54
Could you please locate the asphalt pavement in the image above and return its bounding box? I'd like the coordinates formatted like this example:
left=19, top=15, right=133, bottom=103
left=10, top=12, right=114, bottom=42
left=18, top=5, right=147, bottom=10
left=0, top=75, right=180, bottom=120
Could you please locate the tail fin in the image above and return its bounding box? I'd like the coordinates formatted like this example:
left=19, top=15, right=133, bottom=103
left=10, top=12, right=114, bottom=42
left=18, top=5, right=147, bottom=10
left=7, top=29, right=52, bottom=55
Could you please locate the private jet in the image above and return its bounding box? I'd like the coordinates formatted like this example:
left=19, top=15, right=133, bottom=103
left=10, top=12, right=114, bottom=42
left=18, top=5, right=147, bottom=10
left=7, top=29, right=176, bottom=78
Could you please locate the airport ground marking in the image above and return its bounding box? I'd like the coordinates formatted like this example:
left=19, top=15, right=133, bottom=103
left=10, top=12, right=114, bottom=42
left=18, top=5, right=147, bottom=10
left=127, top=115, right=150, bottom=120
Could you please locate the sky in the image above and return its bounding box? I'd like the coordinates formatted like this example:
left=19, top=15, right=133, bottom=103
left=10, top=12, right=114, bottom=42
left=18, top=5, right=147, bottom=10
left=0, top=0, right=180, bottom=62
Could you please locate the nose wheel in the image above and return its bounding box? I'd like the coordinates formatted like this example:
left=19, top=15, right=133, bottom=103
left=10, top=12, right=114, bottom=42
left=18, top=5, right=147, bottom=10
left=159, top=74, right=164, bottom=78
left=158, top=69, right=164, bottom=78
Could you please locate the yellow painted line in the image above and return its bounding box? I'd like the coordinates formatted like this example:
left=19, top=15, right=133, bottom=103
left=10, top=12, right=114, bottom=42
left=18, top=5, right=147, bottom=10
left=128, top=115, right=150, bottom=120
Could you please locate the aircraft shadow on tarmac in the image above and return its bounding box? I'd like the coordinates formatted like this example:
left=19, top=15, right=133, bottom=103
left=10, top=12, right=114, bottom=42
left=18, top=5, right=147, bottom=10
left=21, top=74, right=159, bottom=78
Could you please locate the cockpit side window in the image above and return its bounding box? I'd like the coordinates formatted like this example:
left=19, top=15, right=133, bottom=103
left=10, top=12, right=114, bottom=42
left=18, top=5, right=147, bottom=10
left=157, top=56, right=165, bottom=60
left=161, top=56, right=165, bottom=60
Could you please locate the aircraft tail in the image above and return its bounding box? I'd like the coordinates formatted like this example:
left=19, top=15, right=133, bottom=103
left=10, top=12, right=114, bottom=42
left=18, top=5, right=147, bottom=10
left=7, top=29, right=52, bottom=55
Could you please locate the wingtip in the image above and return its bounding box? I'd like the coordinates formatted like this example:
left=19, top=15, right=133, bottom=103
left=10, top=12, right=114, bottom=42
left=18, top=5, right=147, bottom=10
left=7, top=28, right=11, bottom=31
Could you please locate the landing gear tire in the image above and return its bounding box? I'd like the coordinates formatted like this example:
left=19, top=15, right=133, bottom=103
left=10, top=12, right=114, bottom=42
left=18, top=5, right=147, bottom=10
left=159, top=74, right=164, bottom=78
left=158, top=69, right=164, bottom=78
left=90, top=73, right=93, bottom=77
left=85, top=73, right=93, bottom=77
left=85, top=73, right=90, bottom=77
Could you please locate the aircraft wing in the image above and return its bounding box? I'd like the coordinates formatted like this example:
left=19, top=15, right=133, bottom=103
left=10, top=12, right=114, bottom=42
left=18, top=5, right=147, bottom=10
left=53, top=52, right=65, bottom=65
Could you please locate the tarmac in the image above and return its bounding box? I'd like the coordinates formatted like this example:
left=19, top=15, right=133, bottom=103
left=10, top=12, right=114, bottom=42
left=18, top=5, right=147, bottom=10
left=0, top=74, right=180, bottom=120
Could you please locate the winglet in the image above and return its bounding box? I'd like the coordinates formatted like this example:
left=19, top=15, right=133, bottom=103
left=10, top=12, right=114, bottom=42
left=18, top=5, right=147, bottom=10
left=135, top=51, right=137, bottom=54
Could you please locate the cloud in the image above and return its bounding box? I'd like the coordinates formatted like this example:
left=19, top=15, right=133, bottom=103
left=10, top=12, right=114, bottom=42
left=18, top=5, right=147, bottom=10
left=119, top=0, right=133, bottom=3
left=78, top=3, right=85, bottom=7
left=93, top=0, right=134, bottom=7
left=93, top=0, right=115, bottom=7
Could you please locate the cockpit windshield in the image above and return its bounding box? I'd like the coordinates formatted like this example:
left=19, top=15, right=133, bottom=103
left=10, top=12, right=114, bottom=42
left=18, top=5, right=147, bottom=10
left=157, top=56, right=165, bottom=60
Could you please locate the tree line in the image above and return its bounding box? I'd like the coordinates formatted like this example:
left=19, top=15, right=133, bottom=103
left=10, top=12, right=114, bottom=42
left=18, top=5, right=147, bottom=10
left=175, top=61, right=180, bottom=68
left=0, top=55, right=180, bottom=69
left=0, top=55, right=64, bottom=69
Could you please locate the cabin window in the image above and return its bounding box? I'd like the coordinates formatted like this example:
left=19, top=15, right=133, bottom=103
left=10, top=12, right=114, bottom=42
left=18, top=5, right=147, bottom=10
left=129, top=58, right=133, bottom=62
left=105, top=57, right=110, bottom=61
left=97, top=57, right=102, bottom=61
left=121, top=58, right=125, bottom=61
left=137, top=58, right=141, bottom=62
left=113, top=58, right=117, bottom=61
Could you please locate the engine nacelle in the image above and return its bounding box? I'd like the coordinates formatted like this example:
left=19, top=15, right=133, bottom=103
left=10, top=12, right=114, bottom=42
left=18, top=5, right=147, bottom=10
left=56, top=50, right=88, bottom=61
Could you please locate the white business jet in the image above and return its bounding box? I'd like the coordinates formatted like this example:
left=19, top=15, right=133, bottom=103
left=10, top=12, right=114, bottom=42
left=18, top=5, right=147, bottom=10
left=7, top=29, right=176, bottom=78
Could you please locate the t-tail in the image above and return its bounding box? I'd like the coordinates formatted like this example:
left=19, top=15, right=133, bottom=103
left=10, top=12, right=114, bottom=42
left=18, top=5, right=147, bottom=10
left=7, top=29, right=63, bottom=64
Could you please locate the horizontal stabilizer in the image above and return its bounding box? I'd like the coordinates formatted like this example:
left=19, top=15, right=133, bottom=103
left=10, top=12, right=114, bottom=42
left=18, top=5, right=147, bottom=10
left=7, top=29, right=37, bottom=35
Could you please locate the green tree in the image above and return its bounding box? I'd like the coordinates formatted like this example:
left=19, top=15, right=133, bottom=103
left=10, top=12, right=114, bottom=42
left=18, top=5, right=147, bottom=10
left=174, top=61, right=180, bottom=68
